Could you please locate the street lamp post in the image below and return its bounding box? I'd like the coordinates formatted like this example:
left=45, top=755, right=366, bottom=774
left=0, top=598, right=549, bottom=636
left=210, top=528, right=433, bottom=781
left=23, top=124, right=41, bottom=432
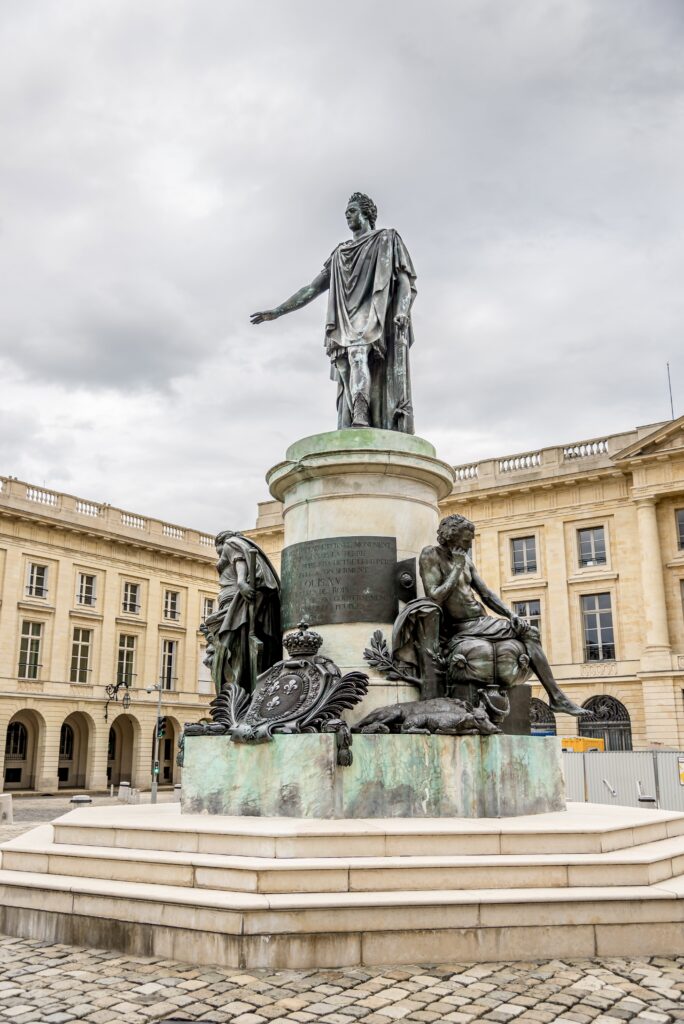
left=146, top=682, right=163, bottom=804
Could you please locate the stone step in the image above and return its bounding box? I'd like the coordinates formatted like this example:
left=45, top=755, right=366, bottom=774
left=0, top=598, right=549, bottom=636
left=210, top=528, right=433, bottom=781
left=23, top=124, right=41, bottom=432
left=3, top=803, right=684, bottom=968
left=3, top=828, right=684, bottom=893
left=0, top=865, right=683, bottom=968
left=47, top=802, right=684, bottom=859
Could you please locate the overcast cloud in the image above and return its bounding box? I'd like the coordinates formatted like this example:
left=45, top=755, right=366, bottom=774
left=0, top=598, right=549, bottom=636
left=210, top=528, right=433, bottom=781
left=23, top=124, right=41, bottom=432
left=2, top=0, right=683, bottom=531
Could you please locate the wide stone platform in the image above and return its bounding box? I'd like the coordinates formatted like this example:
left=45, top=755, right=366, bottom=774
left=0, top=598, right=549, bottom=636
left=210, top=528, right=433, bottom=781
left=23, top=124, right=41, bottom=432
left=181, top=733, right=565, bottom=818
left=1, top=802, right=684, bottom=968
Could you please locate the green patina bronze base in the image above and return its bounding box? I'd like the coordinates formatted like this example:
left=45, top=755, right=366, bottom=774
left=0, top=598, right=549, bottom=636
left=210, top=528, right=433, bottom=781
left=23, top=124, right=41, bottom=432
left=181, top=733, right=565, bottom=819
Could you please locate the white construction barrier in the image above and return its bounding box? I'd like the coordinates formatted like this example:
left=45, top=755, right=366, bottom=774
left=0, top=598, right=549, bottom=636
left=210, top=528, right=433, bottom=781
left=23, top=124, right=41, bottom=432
left=563, top=750, right=684, bottom=811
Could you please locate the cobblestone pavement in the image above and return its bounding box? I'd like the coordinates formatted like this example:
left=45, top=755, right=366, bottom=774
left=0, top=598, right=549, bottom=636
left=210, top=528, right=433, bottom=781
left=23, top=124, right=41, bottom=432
left=0, top=937, right=683, bottom=1024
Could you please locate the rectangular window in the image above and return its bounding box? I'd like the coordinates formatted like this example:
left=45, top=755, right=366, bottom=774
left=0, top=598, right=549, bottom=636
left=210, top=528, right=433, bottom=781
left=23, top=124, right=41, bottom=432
left=122, top=581, right=140, bottom=614
left=117, top=634, right=137, bottom=687
left=5, top=722, right=27, bottom=760
left=511, top=536, right=537, bottom=575
left=70, top=627, right=93, bottom=683
left=198, top=645, right=213, bottom=694
left=160, top=639, right=177, bottom=690
left=513, top=599, right=541, bottom=640
left=59, top=725, right=74, bottom=761
left=26, top=563, right=48, bottom=598
left=581, top=592, right=615, bottom=661
left=677, top=509, right=684, bottom=550
left=18, top=621, right=43, bottom=679
left=76, top=572, right=97, bottom=607
left=202, top=596, right=216, bottom=620
left=163, top=590, right=180, bottom=621
left=577, top=526, right=607, bottom=567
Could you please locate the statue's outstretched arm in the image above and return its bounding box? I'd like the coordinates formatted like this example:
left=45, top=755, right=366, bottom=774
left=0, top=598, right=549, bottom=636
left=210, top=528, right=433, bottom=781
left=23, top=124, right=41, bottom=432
left=470, top=564, right=512, bottom=619
left=250, top=269, right=330, bottom=324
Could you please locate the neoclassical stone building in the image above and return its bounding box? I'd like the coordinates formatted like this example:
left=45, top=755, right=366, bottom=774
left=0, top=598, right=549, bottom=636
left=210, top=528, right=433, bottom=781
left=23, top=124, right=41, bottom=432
left=2, top=415, right=684, bottom=792
left=249, top=417, right=684, bottom=752
left=0, top=480, right=219, bottom=793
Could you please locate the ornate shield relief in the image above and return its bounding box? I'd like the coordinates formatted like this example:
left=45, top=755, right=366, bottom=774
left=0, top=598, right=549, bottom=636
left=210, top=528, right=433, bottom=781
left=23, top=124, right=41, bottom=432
left=243, top=662, right=329, bottom=730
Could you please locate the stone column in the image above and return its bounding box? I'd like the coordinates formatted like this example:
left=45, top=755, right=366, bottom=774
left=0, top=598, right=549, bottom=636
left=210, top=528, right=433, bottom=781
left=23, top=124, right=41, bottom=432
left=267, top=428, right=455, bottom=716
left=88, top=720, right=111, bottom=793
left=130, top=712, right=151, bottom=790
left=634, top=497, right=672, bottom=670
left=35, top=730, right=60, bottom=793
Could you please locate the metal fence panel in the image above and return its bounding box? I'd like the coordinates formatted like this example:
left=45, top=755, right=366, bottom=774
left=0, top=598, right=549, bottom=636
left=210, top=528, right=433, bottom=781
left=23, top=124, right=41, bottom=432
left=561, top=753, right=586, bottom=802
left=654, top=752, right=684, bottom=812
left=583, top=751, right=658, bottom=808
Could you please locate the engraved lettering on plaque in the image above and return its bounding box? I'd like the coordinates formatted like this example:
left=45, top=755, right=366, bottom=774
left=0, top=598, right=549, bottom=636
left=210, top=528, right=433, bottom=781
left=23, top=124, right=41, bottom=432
left=281, top=536, right=398, bottom=628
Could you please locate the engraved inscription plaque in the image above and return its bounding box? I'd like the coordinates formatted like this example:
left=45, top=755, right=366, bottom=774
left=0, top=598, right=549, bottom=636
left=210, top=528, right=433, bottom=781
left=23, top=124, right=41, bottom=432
left=281, top=536, right=398, bottom=628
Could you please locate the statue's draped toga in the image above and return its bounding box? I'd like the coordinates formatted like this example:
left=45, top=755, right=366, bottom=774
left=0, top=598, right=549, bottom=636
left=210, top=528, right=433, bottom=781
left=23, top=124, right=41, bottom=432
left=323, top=228, right=417, bottom=433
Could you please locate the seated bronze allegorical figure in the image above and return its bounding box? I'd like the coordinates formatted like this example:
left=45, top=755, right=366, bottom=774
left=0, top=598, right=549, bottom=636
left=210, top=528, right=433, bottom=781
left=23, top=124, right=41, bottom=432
left=392, top=513, right=589, bottom=720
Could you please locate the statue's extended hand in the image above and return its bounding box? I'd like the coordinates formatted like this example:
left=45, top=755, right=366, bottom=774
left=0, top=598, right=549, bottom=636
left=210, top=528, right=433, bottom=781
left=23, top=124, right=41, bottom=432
left=238, top=582, right=255, bottom=602
left=394, top=314, right=410, bottom=332
left=250, top=310, right=280, bottom=325
left=510, top=615, right=529, bottom=636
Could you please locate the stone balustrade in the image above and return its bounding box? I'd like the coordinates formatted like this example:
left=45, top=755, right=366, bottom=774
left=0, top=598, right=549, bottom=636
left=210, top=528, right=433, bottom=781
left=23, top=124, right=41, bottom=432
left=450, top=426, right=642, bottom=494
left=0, top=476, right=214, bottom=557
left=498, top=451, right=542, bottom=473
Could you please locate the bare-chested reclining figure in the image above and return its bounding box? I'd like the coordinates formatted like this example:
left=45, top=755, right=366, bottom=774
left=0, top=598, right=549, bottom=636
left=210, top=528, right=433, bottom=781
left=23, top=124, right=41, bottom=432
left=395, top=513, right=588, bottom=716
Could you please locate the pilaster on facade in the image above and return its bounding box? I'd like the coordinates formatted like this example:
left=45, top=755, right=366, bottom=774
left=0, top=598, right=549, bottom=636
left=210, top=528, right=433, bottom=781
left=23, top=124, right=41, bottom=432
left=637, top=675, right=683, bottom=749
left=633, top=495, right=673, bottom=672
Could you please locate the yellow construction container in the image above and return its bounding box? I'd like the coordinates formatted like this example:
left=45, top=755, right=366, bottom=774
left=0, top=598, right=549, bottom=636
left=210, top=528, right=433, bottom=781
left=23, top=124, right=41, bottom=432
left=561, top=736, right=605, bottom=753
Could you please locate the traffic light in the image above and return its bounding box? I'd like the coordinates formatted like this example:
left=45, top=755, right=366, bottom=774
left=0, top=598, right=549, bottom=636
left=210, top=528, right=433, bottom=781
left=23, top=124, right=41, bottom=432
left=157, top=716, right=166, bottom=739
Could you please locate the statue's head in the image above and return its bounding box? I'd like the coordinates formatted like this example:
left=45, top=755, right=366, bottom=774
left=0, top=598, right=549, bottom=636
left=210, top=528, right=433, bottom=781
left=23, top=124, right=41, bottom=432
left=346, top=192, right=377, bottom=231
left=437, top=513, right=475, bottom=549
left=215, top=529, right=238, bottom=550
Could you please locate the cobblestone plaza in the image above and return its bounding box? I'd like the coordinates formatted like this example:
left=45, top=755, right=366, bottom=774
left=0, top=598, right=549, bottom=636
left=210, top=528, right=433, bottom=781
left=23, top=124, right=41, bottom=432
left=1, top=935, right=684, bottom=1024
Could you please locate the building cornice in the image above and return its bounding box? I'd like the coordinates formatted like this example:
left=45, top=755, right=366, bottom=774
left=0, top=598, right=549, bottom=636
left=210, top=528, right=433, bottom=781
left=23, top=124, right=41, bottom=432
left=0, top=478, right=217, bottom=566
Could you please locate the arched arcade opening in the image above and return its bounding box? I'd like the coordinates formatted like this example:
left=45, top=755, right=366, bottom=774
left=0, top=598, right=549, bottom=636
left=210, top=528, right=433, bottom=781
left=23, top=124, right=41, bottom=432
left=4, top=710, right=42, bottom=791
left=529, top=698, right=557, bottom=737
left=108, top=714, right=135, bottom=788
left=579, top=694, right=633, bottom=751
left=58, top=711, right=92, bottom=789
left=150, top=717, right=179, bottom=786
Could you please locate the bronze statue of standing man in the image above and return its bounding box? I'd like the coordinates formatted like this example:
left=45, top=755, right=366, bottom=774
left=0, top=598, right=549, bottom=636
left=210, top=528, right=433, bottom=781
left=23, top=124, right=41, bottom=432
left=251, top=193, right=417, bottom=433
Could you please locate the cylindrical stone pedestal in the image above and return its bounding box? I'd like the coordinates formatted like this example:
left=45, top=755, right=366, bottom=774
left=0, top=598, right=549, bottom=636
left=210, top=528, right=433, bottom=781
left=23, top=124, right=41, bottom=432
left=266, top=429, right=455, bottom=714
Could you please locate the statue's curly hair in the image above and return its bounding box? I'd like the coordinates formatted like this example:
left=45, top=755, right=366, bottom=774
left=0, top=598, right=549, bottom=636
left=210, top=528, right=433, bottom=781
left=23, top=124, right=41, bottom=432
left=437, top=513, right=475, bottom=545
left=215, top=529, right=239, bottom=546
left=347, top=192, right=378, bottom=229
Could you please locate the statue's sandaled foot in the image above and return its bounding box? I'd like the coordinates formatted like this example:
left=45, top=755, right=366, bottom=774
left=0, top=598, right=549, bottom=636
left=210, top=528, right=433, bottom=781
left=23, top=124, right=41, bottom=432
left=548, top=696, right=590, bottom=716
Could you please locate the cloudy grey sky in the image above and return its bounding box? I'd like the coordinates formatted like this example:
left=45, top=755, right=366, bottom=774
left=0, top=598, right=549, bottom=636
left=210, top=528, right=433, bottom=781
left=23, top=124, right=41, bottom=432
left=2, top=0, right=683, bottom=532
